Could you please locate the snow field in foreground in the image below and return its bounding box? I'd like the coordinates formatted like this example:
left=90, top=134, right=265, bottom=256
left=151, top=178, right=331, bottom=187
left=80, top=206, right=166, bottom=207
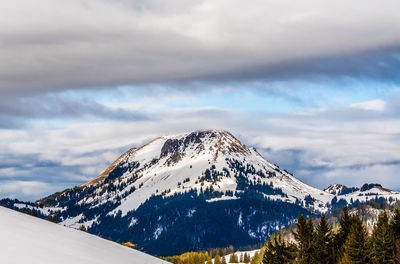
left=0, top=206, right=169, bottom=264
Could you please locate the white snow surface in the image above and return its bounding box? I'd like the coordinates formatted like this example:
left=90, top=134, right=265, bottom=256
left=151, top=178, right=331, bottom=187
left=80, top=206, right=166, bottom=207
left=208, top=249, right=260, bottom=264
left=39, top=130, right=400, bottom=225
left=324, top=184, right=348, bottom=195
left=0, top=206, right=169, bottom=264
left=206, top=195, right=239, bottom=203
left=14, top=203, right=64, bottom=215
left=339, top=187, right=400, bottom=204
left=102, top=130, right=334, bottom=215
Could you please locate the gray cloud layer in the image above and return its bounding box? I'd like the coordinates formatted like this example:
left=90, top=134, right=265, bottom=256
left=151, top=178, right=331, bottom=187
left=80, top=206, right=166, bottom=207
left=1, top=94, right=400, bottom=200
left=1, top=0, right=400, bottom=201
left=0, top=93, right=151, bottom=129
left=1, top=0, right=400, bottom=95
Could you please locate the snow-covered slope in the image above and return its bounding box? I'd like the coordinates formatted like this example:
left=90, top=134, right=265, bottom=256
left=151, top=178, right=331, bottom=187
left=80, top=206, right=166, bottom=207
left=107, top=130, right=333, bottom=214
left=325, top=183, right=400, bottom=204
left=210, top=249, right=260, bottom=264
left=324, top=184, right=352, bottom=195
left=30, top=130, right=400, bottom=255
left=336, top=184, right=400, bottom=204
left=0, top=206, right=169, bottom=264
left=40, top=130, right=332, bottom=216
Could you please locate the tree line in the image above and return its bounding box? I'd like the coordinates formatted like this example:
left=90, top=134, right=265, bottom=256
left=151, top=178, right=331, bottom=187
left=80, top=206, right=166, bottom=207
left=162, top=246, right=254, bottom=264
left=262, top=206, right=400, bottom=264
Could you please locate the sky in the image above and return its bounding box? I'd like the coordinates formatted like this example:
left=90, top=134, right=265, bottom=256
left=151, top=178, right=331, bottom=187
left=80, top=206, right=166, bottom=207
left=1, top=0, right=400, bottom=201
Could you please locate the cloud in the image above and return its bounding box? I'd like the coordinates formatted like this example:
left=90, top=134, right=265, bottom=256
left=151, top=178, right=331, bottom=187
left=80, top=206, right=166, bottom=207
left=0, top=93, right=151, bottom=128
left=2, top=0, right=400, bottom=201
left=1, top=93, right=400, bottom=201
left=1, top=0, right=400, bottom=95
left=0, top=180, right=54, bottom=199
left=351, top=99, right=386, bottom=111
left=217, top=48, right=400, bottom=83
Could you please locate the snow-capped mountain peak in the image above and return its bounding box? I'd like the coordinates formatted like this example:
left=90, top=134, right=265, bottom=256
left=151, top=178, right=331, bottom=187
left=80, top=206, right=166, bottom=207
left=324, top=184, right=351, bottom=195
left=84, top=130, right=332, bottom=214
left=39, top=130, right=333, bottom=216
left=18, top=130, right=400, bottom=256
left=84, top=130, right=248, bottom=187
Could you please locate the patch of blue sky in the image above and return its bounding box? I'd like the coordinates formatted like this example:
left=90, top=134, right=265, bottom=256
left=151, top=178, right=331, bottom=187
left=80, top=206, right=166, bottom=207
left=57, top=79, right=399, bottom=115
left=159, top=79, right=400, bottom=113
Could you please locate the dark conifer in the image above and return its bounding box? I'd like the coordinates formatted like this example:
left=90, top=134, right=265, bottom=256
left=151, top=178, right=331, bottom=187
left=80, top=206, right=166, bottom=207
left=293, top=214, right=315, bottom=264
left=314, top=214, right=334, bottom=264
left=342, top=215, right=370, bottom=264
left=335, top=205, right=354, bottom=260
left=391, top=208, right=400, bottom=263
left=262, top=234, right=296, bottom=264
left=371, top=212, right=394, bottom=264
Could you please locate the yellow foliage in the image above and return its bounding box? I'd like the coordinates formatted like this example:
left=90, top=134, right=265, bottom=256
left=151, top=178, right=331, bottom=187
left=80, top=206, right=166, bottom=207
left=121, top=242, right=135, bottom=249
left=162, top=251, right=210, bottom=264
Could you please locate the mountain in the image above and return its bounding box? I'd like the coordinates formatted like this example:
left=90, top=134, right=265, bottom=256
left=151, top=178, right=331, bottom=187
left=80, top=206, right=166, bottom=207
left=0, top=206, right=169, bottom=264
left=44, top=130, right=333, bottom=212
left=49, top=130, right=334, bottom=208
left=324, top=184, right=356, bottom=195
left=35, top=130, right=331, bottom=255
left=325, top=183, right=400, bottom=207
left=4, top=130, right=400, bottom=256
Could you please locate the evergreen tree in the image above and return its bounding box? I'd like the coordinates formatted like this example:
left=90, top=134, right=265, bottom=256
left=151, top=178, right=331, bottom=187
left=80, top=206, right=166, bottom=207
left=221, top=256, right=227, bottom=264
left=335, top=205, right=354, bottom=260
left=228, top=246, right=235, bottom=255
left=244, top=253, right=251, bottom=263
left=314, top=214, right=334, bottom=264
left=229, top=253, right=239, bottom=263
left=293, top=214, right=315, bottom=264
left=342, top=215, right=370, bottom=264
left=214, top=255, right=222, bottom=264
left=46, top=215, right=58, bottom=223
left=240, top=253, right=244, bottom=262
left=371, top=212, right=394, bottom=264
left=391, top=208, right=400, bottom=263
left=262, top=234, right=296, bottom=264
left=161, top=251, right=210, bottom=264
left=251, top=251, right=261, bottom=264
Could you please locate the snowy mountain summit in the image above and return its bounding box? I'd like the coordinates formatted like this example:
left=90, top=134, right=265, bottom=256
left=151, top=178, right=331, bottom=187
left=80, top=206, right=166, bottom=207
left=325, top=183, right=400, bottom=205
left=324, top=184, right=356, bottom=195
left=17, top=130, right=400, bottom=256
left=44, top=130, right=332, bottom=214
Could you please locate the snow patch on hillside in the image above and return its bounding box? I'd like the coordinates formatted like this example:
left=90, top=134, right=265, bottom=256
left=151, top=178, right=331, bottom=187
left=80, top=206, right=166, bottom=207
left=0, top=206, right=169, bottom=264
left=14, top=203, right=64, bottom=215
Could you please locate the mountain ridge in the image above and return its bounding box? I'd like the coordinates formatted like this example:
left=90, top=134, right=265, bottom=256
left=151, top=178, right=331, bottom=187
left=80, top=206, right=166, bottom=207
left=6, top=129, right=400, bottom=256
left=38, top=130, right=333, bottom=213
